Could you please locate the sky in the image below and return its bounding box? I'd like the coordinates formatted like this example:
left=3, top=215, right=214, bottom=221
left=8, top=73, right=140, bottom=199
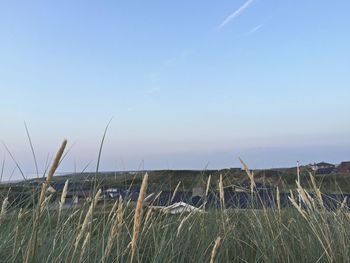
left=0, top=1, right=350, bottom=180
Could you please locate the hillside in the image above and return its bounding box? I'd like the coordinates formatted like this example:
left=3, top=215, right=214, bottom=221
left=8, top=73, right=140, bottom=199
left=7, top=166, right=350, bottom=194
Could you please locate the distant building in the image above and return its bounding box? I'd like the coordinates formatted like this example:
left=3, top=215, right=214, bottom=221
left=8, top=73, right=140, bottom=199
left=337, top=162, right=350, bottom=173
left=309, top=162, right=336, bottom=175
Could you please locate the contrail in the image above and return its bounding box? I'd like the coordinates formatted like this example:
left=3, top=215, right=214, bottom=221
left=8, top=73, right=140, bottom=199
left=247, top=24, right=263, bottom=34
left=217, top=0, right=254, bottom=30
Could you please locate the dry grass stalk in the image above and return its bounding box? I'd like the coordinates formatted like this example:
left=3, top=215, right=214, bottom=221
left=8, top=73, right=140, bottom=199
left=239, top=158, right=255, bottom=194
left=152, top=191, right=163, bottom=205
left=309, top=172, right=324, bottom=208
left=58, top=179, right=69, bottom=220
left=25, top=139, right=67, bottom=263
left=289, top=190, right=294, bottom=200
left=79, top=232, right=90, bottom=263
left=204, top=175, right=212, bottom=209
left=75, top=189, right=101, bottom=249
left=296, top=181, right=312, bottom=210
left=13, top=208, right=23, bottom=257
left=209, top=236, right=222, bottom=263
left=205, top=175, right=211, bottom=196
left=176, top=213, right=192, bottom=237
left=276, top=187, right=281, bottom=212
left=129, top=172, right=148, bottom=262
left=340, top=197, right=348, bottom=210
left=107, top=197, right=120, bottom=224
left=104, top=197, right=124, bottom=260
left=38, top=139, right=67, bottom=208
left=0, top=197, right=9, bottom=223
left=304, top=189, right=315, bottom=208
left=218, top=174, right=225, bottom=209
left=62, top=209, right=80, bottom=228
left=18, top=208, right=23, bottom=220
left=40, top=194, right=54, bottom=214
left=171, top=181, right=181, bottom=203
left=143, top=207, right=153, bottom=228
left=288, top=196, right=308, bottom=220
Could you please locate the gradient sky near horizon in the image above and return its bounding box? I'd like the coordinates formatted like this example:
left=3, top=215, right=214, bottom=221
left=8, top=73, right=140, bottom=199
left=1, top=1, right=350, bottom=180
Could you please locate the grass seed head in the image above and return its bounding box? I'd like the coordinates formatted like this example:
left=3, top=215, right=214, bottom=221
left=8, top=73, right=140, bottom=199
left=0, top=197, right=9, bottom=222
left=130, top=172, right=148, bottom=262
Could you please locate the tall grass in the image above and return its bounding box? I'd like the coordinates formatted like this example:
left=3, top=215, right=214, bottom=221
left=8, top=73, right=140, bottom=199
left=1, top=193, right=349, bottom=262
left=0, top=145, right=349, bottom=262
left=0, top=179, right=349, bottom=262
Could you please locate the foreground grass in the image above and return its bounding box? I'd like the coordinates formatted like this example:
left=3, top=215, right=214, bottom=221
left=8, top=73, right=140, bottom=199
left=0, top=191, right=349, bottom=262
left=1, top=140, right=349, bottom=262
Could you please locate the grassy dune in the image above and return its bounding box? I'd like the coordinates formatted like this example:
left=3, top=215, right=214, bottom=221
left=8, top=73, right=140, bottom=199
left=0, top=186, right=350, bottom=262
left=0, top=140, right=349, bottom=262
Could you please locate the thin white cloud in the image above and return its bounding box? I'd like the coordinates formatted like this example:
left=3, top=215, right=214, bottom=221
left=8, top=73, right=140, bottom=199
left=144, top=87, right=160, bottom=95
left=143, top=49, right=191, bottom=96
left=143, top=73, right=161, bottom=95
left=147, top=73, right=159, bottom=84
left=164, top=50, right=190, bottom=67
left=217, top=0, right=254, bottom=30
left=247, top=24, right=263, bottom=34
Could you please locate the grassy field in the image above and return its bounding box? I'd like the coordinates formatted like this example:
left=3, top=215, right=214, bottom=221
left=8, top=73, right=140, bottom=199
left=0, top=140, right=349, bottom=262
left=0, top=175, right=350, bottom=262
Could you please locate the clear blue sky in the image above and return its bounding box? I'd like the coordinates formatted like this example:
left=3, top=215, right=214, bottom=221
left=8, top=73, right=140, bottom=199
left=1, top=1, right=350, bottom=179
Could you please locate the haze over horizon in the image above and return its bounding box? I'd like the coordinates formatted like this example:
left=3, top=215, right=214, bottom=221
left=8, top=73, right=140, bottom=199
left=1, top=1, right=350, bottom=180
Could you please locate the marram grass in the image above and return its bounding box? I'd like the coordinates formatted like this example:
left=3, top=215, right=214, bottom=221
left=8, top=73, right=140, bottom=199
left=0, top=179, right=349, bottom=262
left=1, top=198, right=350, bottom=263
left=0, top=143, right=349, bottom=262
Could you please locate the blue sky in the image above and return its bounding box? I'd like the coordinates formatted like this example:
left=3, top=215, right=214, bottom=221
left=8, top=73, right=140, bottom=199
left=1, top=1, right=350, bottom=179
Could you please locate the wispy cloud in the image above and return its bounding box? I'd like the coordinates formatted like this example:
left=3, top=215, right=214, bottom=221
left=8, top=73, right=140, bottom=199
left=164, top=50, right=190, bottom=67
left=247, top=24, right=263, bottom=34
left=143, top=49, right=191, bottom=96
left=217, top=0, right=254, bottom=31
left=144, top=87, right=160, bottom=95
left=144, top=73, right=161, bottom=95
left=147, top=73, right=159, bottom=84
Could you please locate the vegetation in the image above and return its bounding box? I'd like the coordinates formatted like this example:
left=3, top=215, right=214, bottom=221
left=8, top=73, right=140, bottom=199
left=1, top=176, right=350, bottom=262
left=0, top=140, right=349, bottom=262
left=4, top=166, right=350, bottom=202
